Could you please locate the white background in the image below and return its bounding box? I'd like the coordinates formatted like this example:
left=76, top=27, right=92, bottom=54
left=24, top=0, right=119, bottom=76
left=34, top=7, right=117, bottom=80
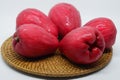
left=0, top=0, right=120, bottom=80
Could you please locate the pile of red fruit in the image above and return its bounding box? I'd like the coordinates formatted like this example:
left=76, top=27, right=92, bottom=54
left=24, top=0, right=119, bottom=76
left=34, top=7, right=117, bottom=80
left=12, top=3, right=117, bottom=64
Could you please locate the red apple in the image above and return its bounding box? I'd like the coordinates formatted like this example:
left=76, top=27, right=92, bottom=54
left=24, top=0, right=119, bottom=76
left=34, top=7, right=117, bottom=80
left=16, top=8, right=58, bottom=37
left=59, top=27, right=105, bottom=64
left=49, top=3, right=81, bottom=38
left=84, top=17, right=117, bottom=49
left=13, top=24, right=59, bottom=58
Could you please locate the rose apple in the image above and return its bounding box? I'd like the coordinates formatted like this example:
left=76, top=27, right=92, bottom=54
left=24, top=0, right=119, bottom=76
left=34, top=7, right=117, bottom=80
left=84, top=17, right=117, bottom=49
left=59, top=27, right=105, bottom=64
left=12, top=24, right=59, bottom=58
left=49, top=3, right=81, bottom=38
left=16, top=8, right=58, bottom=37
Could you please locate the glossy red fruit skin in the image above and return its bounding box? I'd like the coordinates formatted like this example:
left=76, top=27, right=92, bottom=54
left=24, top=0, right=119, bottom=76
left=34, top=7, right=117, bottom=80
left=49, top=3, right=81, bottom=37
left=13, top=24, right=59, bottom=58
left=59, top=27, right=105, bottom=64
left=16, top=8, right=58, bottom=37
left=84, top=17, right=117, bottom=49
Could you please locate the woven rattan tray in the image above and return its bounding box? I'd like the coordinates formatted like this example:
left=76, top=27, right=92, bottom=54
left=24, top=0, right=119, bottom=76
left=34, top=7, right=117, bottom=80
left=1, top=37, right=112, bottom=78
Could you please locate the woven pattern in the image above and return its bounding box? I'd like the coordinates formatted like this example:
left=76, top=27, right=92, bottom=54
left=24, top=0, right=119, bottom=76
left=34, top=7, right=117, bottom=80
left=1, top=37, right=112, bottom=77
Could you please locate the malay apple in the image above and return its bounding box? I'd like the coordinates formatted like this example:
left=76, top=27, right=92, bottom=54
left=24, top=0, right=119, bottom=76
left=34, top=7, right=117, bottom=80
left=12, top=24, right=59, bottom=58
left=49, top=3, right=81, bottom=38
left=84, top=17, right=117, bottom=49
left=16, top=8, right=58, bottom=37
left=59, top=27, right=105, bottom=64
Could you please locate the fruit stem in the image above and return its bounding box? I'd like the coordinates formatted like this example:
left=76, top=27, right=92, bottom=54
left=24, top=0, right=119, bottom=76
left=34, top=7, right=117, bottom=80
left=14, top=37, right=19, bottom=42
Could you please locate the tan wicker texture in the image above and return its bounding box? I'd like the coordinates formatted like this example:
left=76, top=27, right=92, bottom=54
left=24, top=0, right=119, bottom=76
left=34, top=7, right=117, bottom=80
left=1, top=37, right=112, bottom=77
